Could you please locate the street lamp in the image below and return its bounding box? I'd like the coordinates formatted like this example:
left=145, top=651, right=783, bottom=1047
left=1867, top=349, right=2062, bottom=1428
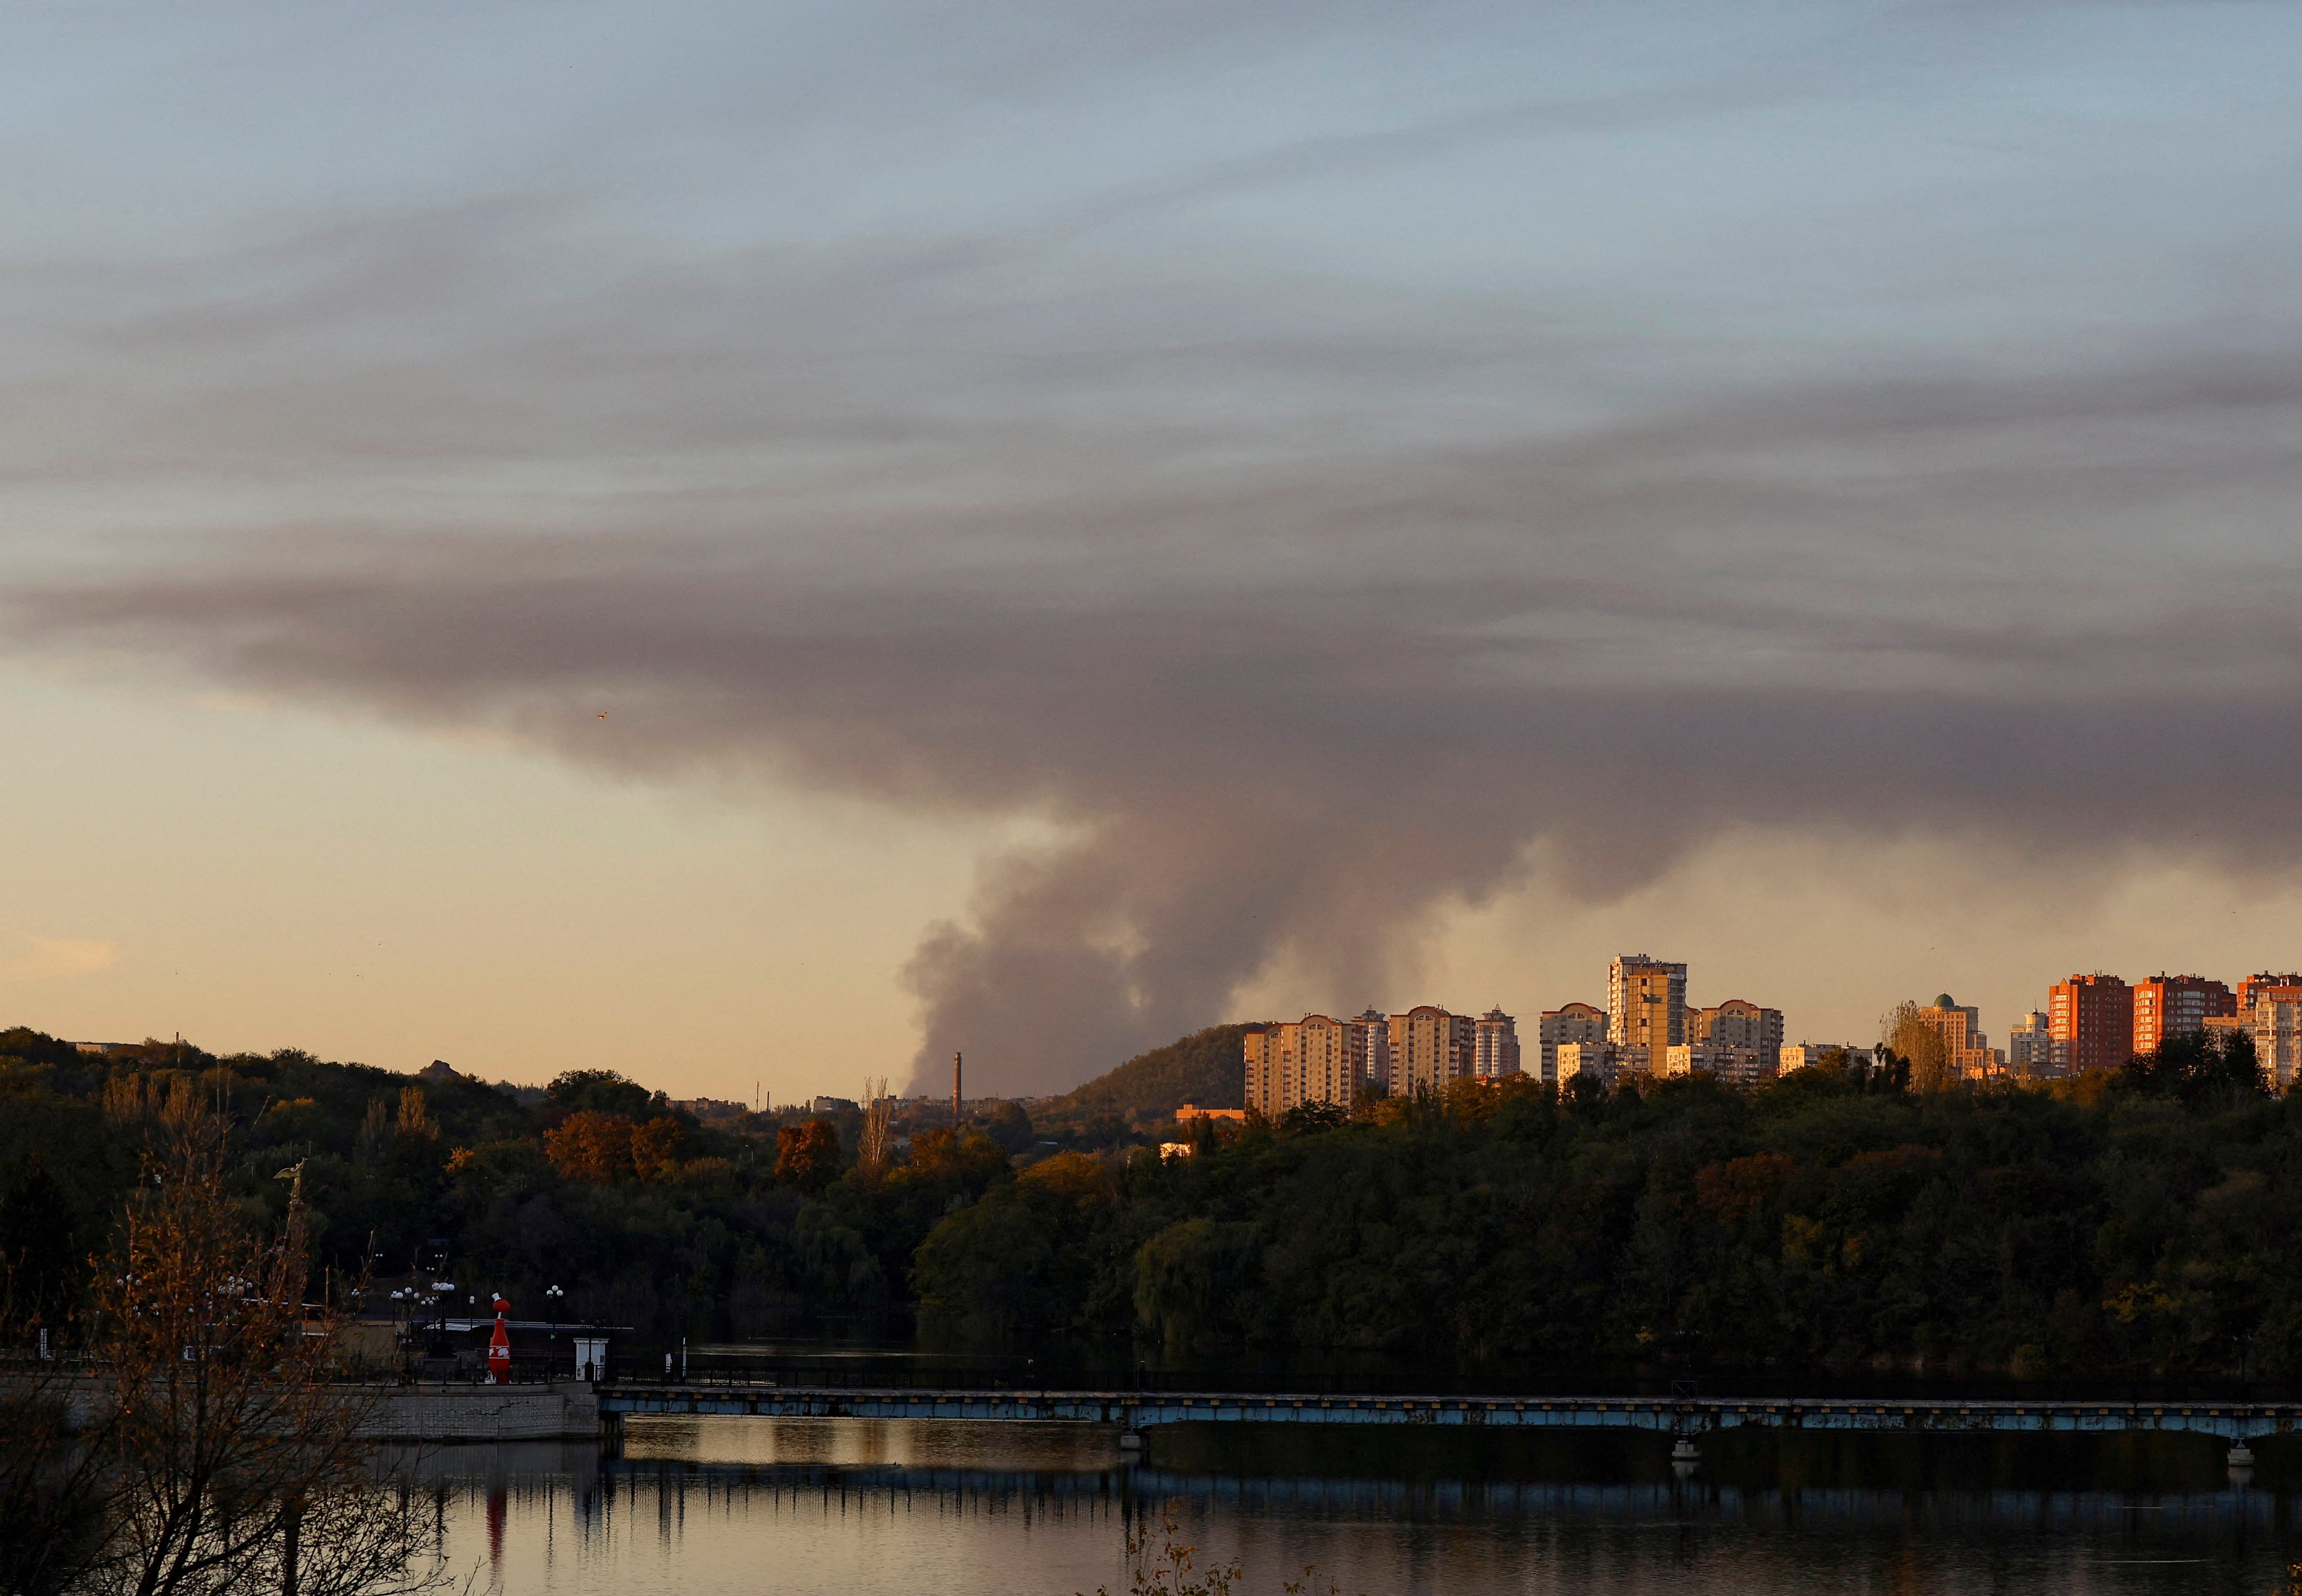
left=544, top=1286, right=566, bottom=1384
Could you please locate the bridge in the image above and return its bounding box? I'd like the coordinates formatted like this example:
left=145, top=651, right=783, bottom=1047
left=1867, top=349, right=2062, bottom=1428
left=594, top=1382, right=2296, bottom=1464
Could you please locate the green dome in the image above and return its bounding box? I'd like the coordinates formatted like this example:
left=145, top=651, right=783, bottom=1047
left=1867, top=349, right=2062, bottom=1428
left=1933, top=993, right=1956, bottom=1009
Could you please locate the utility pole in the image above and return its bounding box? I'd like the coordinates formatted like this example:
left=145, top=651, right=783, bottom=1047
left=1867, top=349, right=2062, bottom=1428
left=952, top=1051, right=962, bottom=1124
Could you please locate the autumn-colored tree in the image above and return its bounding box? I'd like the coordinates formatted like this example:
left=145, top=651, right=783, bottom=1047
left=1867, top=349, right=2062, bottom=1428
left=898, top=1125, right=1008, bottom=1190
left=49, top=1094, right=445, bottom=1596
left=629, top=1116, right=687, bottom=1181
left=393, top=1085, right=435, bottom=1140
left=1881, top=1001, right=1954, bottom=1093
left=543, top=1109, right=637, bottom=1182
left=773, top=1119, right=843, bottom=1193
left=856, top=1078, right=893, bottom=1179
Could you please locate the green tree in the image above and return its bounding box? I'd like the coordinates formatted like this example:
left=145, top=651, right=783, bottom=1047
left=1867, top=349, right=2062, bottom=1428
left=545, top=1069, right=657, bottom=1118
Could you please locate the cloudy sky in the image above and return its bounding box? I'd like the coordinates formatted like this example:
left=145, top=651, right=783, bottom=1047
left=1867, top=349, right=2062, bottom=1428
left=5, top=0, right=2302, bottom=1099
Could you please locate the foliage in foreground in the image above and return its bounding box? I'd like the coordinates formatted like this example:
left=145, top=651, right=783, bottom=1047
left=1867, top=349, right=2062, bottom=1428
left=2, top=1083, right=443, bottom=1596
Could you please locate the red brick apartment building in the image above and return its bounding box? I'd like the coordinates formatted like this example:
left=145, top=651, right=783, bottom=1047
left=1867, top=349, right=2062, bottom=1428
left=2049, top=974, right=2131, bottom=1072
left=2131, top=974, right=2236, bottom=1057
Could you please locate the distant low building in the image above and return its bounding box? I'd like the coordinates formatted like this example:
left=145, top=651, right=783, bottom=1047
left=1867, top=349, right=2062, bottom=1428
left=809, top=1095, right=858, bottom=1114
left=676, top=1097, right=750, bottom=1117
left=1776, top=1043, right=1869, bottom=1073
left=2005, top=1011, right=2055, bottom=1076
left=1663, top=1044, right=1774, bottom=1086
left=1176, top=1104, right=1247, bottom=1121
left=1556, top=1041, right=1637, bottom=1085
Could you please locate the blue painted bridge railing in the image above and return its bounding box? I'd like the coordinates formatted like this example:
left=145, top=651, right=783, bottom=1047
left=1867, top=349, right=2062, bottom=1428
left=594, top=1384, right=2302, bottom=1443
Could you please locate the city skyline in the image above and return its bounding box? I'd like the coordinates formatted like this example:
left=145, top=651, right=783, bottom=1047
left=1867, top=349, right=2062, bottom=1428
left=23, top=936, right=2302, bottom=1101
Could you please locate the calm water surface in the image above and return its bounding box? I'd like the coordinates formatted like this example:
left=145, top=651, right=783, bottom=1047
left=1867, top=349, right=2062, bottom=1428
left=431, top=1417, right=2302, bottom=1595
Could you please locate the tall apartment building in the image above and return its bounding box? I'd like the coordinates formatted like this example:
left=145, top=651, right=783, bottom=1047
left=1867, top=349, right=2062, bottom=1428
left=1689, top=999, right=1784, bottom=1058
left=2048, top=974, right=2132, bottom=1072
left=2207, top=984, right=2302, bottom=1087
left=1243, top=1014, right=1369, bottom=1116
left=2239, top=973, right=2302, bottom=1011
left=1609, top=955, right=1686, bottom=1056
left=2251, top=994, right=2302, bottom=1088
left=1537, top=1003, right=1608, bottom=1084
left=1352, top=1007, right=1393, bottom=1096
left=2131, top=974, right=2236, bottom=1057
left=2005, top=1010, right=2055, bottom=1075
left=1473, top=1008, right=1522, bottom=1078
left=1915, top=994, right=2001, bottom=1079
left=1389, top=1005, right=1478, bottom=1095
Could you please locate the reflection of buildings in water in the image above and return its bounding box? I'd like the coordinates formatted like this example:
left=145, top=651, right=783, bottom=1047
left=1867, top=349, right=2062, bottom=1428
left=433, top=1454, right=2281, bottom=1534
left=413, top=1444, right=2297, bottom=1596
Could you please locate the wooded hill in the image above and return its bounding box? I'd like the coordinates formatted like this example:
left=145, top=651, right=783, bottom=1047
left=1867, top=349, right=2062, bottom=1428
left=1046, top=1023, right=1258, bottom=1118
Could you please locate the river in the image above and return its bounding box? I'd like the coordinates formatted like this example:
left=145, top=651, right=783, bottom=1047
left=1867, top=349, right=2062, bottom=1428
left=428, top=1416, right=2302, bottom=1594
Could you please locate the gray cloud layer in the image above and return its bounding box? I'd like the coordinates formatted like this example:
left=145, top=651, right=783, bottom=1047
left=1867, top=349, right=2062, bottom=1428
left=7, top=0, right=2302, bottom=1089
left=18, top=331, right=2302, bottom=1090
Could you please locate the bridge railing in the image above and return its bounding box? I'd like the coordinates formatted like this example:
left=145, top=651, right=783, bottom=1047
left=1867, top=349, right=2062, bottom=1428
left=593, top=1352, right=2302, bottom=1408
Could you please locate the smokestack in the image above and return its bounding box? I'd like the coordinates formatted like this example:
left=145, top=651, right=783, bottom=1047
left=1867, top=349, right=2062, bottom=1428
left=952, top=1051, right=962, bottom=1123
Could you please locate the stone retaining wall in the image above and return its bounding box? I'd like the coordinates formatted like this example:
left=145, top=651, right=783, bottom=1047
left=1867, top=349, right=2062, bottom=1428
left=354, top=1382, right=600, bottom=1441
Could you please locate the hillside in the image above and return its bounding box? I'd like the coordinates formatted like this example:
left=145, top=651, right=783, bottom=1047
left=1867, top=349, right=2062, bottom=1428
left=1052, top=1023, right=1260, bottom=1118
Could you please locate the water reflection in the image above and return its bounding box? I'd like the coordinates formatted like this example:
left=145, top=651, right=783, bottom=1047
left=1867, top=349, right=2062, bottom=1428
left=419, top=1419, right=2302, bottom=1595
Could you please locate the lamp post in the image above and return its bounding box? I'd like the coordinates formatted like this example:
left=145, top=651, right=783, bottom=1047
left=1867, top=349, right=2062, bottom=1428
left=545, top=1286, right=565, bottom=1384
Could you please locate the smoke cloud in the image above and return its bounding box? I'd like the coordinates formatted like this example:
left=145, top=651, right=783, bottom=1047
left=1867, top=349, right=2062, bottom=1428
left=17, top=331, right=2302, bottom=1091
left=8, top=0, right=2302, bottom=1089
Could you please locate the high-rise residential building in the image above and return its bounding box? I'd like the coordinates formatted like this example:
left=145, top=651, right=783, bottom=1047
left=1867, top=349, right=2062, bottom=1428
left=1689, top=999, right=1784, bottom=1058
left=2131, top=974, right=2236, bottom=1057
left=1914, top=995, right=2002, bottom=1079
left=2254, top=996, right=2302, bottom=1088
left=1388, top=1005, right=1478, bottom=1096
left=1352, top=1008, right=1393, bottom=1095
left=2212, top=987, right=2302, bottom=1087
left=2049, top=974, right=2132, bottom=1072
left=1537, top=1003, right=1608, bottom=1083
left=2239, top=973, right=2302, bottom=1011
left=1243, top=1014, right=1369, bottom=1116
left=2006, top=1010, right=2055, bottom=1075
left=2209, top=998, right=2302, bottom=1087
left=1473, top=1008, right=1522, bottom=1078
left=1609, top=955, right=1686, bottom=1056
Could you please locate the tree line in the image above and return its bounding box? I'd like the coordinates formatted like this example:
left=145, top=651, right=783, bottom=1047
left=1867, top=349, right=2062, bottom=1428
left=5, top=1024, right=2298, bottom=1389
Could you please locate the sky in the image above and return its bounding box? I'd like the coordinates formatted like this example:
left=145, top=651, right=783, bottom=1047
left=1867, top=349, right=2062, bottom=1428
left=5, top=0, right=2302, bottom=1100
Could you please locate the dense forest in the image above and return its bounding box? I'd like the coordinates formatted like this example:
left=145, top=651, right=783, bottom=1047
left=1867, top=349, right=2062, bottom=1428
left=4, top=1023, right=2299, bottom=1377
